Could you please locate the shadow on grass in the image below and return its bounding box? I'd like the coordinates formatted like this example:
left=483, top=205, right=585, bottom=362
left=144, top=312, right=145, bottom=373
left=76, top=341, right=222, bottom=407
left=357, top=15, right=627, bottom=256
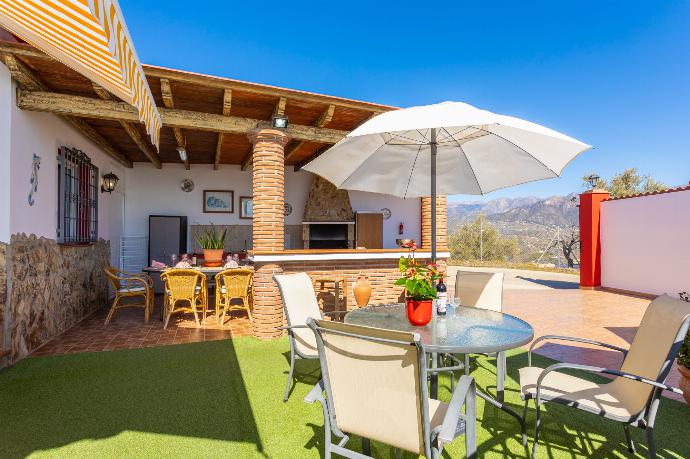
left=0, top=339, right=265, bottom=458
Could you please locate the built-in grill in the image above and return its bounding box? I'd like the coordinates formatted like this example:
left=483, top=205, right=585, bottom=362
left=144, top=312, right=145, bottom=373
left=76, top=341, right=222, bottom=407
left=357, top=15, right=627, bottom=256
left=304, top=222, right=353, bottom=249
left=302, top=175, right=356, bottom=249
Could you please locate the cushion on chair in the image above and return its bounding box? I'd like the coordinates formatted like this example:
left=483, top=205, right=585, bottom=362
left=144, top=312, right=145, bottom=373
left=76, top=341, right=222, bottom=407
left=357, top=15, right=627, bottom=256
left=519, top=366, right=637, bottom=421
left=118, top=286, right=147, bottom=294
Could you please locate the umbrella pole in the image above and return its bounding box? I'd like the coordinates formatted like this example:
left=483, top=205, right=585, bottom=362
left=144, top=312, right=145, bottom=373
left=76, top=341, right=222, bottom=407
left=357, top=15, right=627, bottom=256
left=430, top=128, right=437, bottom=263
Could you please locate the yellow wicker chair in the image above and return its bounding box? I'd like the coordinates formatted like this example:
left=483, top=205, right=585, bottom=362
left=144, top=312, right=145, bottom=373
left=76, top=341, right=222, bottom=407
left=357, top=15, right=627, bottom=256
left=161, top=269, right=207, bottom=329
left=104, top=267, right=154, bottom=325
left=215, top=269, right=253, bottom=324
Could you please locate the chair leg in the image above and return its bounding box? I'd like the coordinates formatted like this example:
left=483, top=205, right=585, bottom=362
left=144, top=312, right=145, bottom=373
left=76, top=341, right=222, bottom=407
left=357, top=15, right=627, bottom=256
left=646, top=426, right=656, bottom=459
left=464, top=354, right=471, bottom=375
left=104, top=295, right=120, bottom=325
left=362, top=438, right=371, bottom=456
left=144, top=293, right=151, bottom=323
left=163, top=300, right=173, bottom=329
left=531, top=402, right=542, bottom=459
left=283, top=348, right=296, bottom=402
left=243, top=296, right=253, bottom=323
left=623, top=424, right=636, bottom=454
left=521, top=400, right=529, bottom=447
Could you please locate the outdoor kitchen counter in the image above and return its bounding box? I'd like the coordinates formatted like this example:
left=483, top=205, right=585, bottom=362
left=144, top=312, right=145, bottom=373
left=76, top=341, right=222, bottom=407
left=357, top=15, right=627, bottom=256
left=248, top=248, right=451, bottom=262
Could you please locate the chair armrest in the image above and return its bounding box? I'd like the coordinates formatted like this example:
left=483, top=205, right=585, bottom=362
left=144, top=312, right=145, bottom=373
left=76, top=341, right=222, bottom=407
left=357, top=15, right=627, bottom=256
left=534, top=362, right=682, bottom=405
left=121, top=276, right=151, bottom=289
left=438, top=375, right=475, bottom=445
left=529, top=335, right=628, bottom=366
left=304, top=380, right=326, bottom=404
left=322, top=310, right=350, bottom=317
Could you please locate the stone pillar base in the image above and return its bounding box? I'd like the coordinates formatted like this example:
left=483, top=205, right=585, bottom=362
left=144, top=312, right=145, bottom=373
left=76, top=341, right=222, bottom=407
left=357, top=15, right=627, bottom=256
left=252, top=263, right=284, bottom=339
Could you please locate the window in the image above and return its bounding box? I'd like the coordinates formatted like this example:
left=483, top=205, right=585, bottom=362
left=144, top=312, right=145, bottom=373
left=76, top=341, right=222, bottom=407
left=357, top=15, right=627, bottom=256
left=57, top=147, right=98, bottom=244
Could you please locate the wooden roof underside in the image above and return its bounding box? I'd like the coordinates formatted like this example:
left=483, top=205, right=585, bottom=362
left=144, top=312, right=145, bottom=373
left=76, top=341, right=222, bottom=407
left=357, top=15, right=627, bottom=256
left=0, top=34, right=396, bottom=170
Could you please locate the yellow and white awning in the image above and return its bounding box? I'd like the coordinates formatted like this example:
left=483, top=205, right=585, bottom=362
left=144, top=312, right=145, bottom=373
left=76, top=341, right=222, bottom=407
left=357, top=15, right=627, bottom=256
left=0, top=0, right=161, bottom=148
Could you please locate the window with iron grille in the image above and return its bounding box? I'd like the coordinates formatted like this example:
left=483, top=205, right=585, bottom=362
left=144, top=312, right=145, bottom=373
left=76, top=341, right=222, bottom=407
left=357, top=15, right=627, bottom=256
left=57, top=147, right=98, bottom=244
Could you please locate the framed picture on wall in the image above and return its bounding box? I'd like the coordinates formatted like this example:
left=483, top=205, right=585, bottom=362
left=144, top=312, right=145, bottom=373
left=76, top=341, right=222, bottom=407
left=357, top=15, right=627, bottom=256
left=203, top=190, right=234, bottom=213
left=240, top=196, right=253, bottom=219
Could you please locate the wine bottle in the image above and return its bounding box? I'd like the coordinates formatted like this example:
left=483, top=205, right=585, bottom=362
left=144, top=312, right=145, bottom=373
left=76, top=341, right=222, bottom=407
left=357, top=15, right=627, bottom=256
left=436, top=276, right=447, bottom=315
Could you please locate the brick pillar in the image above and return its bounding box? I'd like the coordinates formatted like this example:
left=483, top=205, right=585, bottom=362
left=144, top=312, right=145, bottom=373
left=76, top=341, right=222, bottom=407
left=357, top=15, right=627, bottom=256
left=579, top=189, right=610, bottom=289
left=421, top=195, right=448, bottom=251
left=248, top=127, right=290, bottom=339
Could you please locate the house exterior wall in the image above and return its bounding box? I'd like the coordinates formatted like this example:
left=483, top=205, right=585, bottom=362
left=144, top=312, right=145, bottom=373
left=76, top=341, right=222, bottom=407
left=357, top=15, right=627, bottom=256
left=600, top=189, right=690, bottom=296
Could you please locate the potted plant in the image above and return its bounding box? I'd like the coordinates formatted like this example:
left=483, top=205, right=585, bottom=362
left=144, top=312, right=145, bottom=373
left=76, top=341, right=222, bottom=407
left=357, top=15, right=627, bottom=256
left=194, top=224, right=227, bottom=267
left=677, top=291, right=690, bottom=404
left=395, top=246, right=440, bottom=326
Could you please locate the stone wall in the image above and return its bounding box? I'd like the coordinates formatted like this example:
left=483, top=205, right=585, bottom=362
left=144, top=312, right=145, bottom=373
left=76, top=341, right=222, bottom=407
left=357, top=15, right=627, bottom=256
left=7, top=234, right=109, bottom=364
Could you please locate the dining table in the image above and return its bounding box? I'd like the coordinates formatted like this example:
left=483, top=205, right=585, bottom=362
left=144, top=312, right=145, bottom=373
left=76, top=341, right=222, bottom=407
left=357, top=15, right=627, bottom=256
left=345, top=303, right=534, bottom=434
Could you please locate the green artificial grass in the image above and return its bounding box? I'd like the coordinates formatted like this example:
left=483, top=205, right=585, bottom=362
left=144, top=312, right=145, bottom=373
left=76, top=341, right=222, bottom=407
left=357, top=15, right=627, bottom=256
left=0, top=337, right=689, bottom=458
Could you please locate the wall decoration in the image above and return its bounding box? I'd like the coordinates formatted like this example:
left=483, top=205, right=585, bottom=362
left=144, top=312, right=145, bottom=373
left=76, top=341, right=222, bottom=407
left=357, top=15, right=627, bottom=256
left=240, top=196, right=253, bottom=219
left=180, top=179, right=195, bottom=192
left=380, top=207, right=392, bottom=220
left=284, top=202, right=293, bottom=216
left=28, top=153, right=41, bottom=206
left=203, top=190, right=234, bottom=213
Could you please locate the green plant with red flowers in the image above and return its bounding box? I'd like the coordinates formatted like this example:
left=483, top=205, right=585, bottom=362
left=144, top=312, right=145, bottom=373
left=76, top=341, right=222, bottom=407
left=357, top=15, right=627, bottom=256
left=395, top=255, right=441, bottom=301
left=677, top=291, right=690, bottom=368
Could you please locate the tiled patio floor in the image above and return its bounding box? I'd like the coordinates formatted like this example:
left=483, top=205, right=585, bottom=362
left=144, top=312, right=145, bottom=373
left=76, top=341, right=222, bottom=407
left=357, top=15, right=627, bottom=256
left=30, top=267, right=684, bottom=402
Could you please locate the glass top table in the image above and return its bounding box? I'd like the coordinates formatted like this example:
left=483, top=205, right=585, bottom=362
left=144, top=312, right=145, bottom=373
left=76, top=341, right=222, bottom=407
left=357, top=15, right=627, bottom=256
left=345, top=303, right=534, bottom=354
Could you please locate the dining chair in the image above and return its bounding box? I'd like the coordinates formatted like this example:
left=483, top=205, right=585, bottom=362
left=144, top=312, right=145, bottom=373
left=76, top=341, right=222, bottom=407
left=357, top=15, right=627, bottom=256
left=103, top=267, right=154, bottom=325
left=520, top=294, right=690, bottom=458
left=305, top=318, right=477, bottom=459
left=160, top=269, right=207, bottom=329
left=215, top=268, right=253, bottom=324
left=274, top=272, right=349, bottom=402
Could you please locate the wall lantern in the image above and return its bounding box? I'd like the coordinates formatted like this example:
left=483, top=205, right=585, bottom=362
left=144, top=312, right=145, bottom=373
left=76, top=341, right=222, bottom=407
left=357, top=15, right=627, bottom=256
left=101, top=172, right=119, bottom=193
left=272, top=115, right=289, bottom=129
left=586, top=174, right=600, bottom=189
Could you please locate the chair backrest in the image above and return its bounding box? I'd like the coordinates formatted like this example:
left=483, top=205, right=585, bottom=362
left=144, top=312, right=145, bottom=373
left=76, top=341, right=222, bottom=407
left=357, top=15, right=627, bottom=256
left=216, top=269, right=252, bottom=297
left=614, top=294, right=690, bottom=416
left=161, top=269, right=205, bottom=301
left=274, top=273, right=323, bottom=356
left=104, top=266, right=123, bottom=291
left=454, top=270, right=504, bottom=312
left=308, top=319, right=429, bottom=456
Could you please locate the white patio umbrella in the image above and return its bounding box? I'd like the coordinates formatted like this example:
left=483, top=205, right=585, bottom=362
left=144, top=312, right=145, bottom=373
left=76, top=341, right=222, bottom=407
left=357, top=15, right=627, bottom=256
left=304, top=101, right=591, bottom=261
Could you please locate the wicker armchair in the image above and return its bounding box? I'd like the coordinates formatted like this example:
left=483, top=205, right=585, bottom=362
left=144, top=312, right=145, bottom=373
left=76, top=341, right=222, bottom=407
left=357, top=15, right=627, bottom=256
left=104, top=267, right=154, bottom=325
left=161, top=269, right=207, bottom=329
left=215, top=269, right=253, bottom=324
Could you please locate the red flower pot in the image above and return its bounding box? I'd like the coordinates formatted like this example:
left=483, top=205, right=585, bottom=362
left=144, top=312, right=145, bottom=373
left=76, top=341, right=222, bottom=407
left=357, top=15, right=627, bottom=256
left=406, top=299, right=433, bottom=326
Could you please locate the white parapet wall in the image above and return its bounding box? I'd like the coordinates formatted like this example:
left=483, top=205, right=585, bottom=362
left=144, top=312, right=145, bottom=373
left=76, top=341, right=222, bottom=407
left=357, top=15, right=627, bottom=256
left=600, top=188, right=690, bottom=296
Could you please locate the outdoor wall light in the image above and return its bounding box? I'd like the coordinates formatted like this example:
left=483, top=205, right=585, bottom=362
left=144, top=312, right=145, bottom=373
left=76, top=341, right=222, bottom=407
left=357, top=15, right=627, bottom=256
left=586, top=174, right=600, bottom=189
left=272, top=115, right=289, bottom=129
left=101, top=172, right=119, bottom=193
left=176, top=147, right=187, bottom=162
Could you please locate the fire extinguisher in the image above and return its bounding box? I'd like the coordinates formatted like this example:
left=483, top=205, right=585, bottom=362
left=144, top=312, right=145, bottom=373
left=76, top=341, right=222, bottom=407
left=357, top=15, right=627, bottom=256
left=399, top=222, right=404, bottom=235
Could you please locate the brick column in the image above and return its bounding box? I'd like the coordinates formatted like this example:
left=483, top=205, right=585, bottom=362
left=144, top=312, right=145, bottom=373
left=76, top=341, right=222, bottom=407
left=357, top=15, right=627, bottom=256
left=579, top=189, right=610, bottom=289
left=421, top=195, right=448, bottom=251
left=248, top=127, right=290, bottom=339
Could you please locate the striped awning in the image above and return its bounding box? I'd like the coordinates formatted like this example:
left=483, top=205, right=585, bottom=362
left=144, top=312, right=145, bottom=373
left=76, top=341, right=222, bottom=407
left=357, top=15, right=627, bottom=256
left=0, top=0, right=161, bottom=148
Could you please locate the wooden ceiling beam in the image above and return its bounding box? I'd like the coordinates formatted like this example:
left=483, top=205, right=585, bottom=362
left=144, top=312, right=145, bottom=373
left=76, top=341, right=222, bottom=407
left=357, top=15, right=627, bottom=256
left=16, top=90, right=350, bottom=144
left=294, top=145, right=331, bottom=172
left=0, top=53, right=132, bottom=168
left=92, top=83, right=161, bottom=169
left=273, top=96, right=287, bottom=118
left=160, top=78, right=190, bottom=169
left=240, top=150, right=252, bottom=171
left=285, top=104, right=336, bottom=162
left=214, top=89, right=232, bottom=170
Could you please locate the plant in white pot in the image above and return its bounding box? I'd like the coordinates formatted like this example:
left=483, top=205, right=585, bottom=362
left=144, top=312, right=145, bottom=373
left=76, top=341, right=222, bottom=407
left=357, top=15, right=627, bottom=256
left=195, top=224, right=226, bottom=267
left=677, top=291, right=690, bottom=404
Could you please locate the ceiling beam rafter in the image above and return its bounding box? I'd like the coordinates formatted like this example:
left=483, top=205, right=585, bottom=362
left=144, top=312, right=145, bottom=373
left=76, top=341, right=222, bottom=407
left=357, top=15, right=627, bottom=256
left=285, top=104, right=336, bottom=163
left=294, top=144, right=331, bottom=172
left=160, top=78, right=190, bottom=170
left=0, top=53, right=132, bottom=168
left=240, top=149, right=252, bottom=171
left=92, top=83, right=161, bottom=169
left=214, top=89, right=232, bottom=170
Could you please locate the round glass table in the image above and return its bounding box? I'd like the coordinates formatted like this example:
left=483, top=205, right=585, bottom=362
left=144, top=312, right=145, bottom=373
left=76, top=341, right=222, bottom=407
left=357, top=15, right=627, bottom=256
left=345, top=303, right=534, bottom=433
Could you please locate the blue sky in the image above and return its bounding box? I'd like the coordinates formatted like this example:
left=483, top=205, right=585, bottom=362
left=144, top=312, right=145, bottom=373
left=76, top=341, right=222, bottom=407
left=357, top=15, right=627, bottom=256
left=120, top=0, right=690, bottom=202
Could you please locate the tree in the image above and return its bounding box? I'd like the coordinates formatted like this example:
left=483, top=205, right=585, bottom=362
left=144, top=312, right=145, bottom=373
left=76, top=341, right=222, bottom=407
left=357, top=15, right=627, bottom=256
left=582, top=168, right=668, bottom=198
left=559, top=229, right=580, bottom=269
left=449, top=214, right=519, bottom=262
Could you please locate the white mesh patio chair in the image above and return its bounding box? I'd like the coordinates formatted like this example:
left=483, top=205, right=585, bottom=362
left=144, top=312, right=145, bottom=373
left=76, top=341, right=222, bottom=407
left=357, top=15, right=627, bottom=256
left=274, top=273, right=349, bottom=402
left=520, top=294, right=690, bottom=458
left=305, top=318, right=477, bottom=459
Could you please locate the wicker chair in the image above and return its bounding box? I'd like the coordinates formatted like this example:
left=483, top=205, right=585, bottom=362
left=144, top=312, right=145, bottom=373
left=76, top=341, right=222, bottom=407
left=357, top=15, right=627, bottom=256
left=104, top=267, right=154, bottom=325
left=215, top=268, right=253, bottom=324
left=161, top=269, right=207, bottom=329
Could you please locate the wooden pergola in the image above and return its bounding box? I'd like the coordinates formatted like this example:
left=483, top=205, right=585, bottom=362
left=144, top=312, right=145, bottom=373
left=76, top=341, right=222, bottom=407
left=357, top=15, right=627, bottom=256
left=0, top=30, right=395, bottom=171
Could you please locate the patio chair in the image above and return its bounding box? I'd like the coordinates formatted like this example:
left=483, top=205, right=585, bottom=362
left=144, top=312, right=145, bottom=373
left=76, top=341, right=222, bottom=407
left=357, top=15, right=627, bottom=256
left=520, top=294, right=690, bottom=458
left=215, top=269, right=253, bottom=324
left=103, top=267, right=154, bottom=325
left=274, top=273, right=349, bottom=402
left=304, top=318, right=477, bottom=459
left=160, top=269, right=207, bottom=329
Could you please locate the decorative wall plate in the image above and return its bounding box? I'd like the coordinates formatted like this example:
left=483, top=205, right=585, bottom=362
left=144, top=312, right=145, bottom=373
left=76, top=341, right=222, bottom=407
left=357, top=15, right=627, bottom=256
left=380, top=207, right=392, bottom=220
left=284, top=202, right=293, bottom=216
left=180, top=179, right=195, bottom=192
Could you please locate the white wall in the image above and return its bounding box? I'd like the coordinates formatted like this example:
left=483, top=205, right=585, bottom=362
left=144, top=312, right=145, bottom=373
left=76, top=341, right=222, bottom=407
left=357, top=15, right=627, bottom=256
left=0, top=65, right=11, bottom=243
left=601, top=190, right=690, bottom=296
left=349, top=191, right=421, bottom=248
left=2, top=66, right=127, bottom=265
